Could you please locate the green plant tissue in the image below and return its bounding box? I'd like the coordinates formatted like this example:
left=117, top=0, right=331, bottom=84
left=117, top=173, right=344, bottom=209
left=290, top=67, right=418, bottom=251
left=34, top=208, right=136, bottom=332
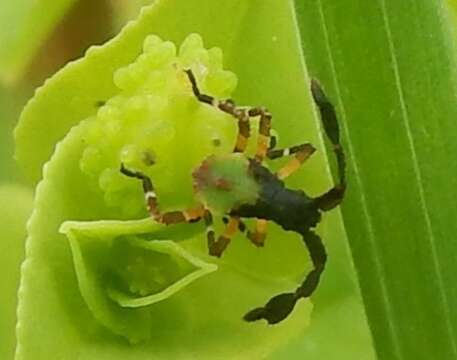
left=14, top=1, right=374, bottom=359
left=0, top=185, right=33, bottom=360
left=15, top=32, right=312, bottom=359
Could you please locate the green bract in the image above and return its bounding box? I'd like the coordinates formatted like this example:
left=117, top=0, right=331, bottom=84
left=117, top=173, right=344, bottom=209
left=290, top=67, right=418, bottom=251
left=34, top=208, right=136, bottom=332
left=60, top=219, right=217, bottom=343
left=15, top=32, right=312, bottom=359
left=0, top=185, right=33, bottom=360
left=80, top=33, right=237, bottom=216
left=15, top=1, right=374, bottom=359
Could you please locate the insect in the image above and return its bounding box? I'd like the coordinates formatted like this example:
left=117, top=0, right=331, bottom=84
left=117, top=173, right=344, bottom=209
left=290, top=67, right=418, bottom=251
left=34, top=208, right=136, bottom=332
left=120, top=69, right=346, bottom=324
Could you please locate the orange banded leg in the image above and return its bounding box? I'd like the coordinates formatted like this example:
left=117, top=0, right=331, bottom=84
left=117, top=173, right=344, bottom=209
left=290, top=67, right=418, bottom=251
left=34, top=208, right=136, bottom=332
left=233, top=111, right=251, bottom=153
left=248, top=107, right=272, bottom=162
left=223, top=217, right=268, bottom=248
left=186, top=69, right=276, bottom=159
left=223, top=216, right=246, bottom=232
left=186, top=69, right=281, bottom=159
left=271, top=143, right=316, bottom=180
left=247, top=219, right=268, bottom=247
left=121, top=164, right=204, bottom=224
left=159, top=206, right=204, bottom=225
left=212, top=216, right=240, bottom=257
left=207, top=214, right=239, bottom=257
left=203, top=209, right=217, bottom=253
left=185, top=69, right=252, bottom=154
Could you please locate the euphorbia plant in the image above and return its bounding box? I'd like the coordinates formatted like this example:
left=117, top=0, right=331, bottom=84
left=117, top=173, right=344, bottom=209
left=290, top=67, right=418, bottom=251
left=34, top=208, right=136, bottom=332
left=13, top=1, right=373, bottom=359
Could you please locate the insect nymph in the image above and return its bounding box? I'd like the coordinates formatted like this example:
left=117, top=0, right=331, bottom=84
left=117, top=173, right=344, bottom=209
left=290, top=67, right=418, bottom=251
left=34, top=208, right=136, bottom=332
left=121, top=69, right=346, bottom=324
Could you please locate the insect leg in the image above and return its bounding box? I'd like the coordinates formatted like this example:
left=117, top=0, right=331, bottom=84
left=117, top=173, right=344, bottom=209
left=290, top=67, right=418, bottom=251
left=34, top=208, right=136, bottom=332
left=269, top=134, right=277, bottom=150
left=243, top=230, right=326, bottom=324
left=267, top=143, right=315, bottom=160
left=121, top=164, right=204, bottom=224
left=248, top=107, right=272, bottom=162
left=184, top=68, right=215, bottom=105
left=184, top=69, right=251, bottom=154
left=247, top=219, right=268, bottom=247
left=207, top=212, right=236, bottom=257
left=223, top=217, right=268, bottom=247
left=203, top=209, right=217, bottom=253
left=120, top=164, right=160, bottom=219
left=232, top=112, right=251, bottom=153
left=310, top=79, right=346, bottom=210
left=159, top=206, right=204, bottom=225
left=273, top=144, right=316, bottom=180
left=223, top=216, right=245, bottom=230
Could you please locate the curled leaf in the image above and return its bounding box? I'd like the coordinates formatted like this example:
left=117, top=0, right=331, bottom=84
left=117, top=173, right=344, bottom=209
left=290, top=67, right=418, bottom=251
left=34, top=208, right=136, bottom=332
left=60, top=218, right=217, bottom=342
left=16, top=46, right=311, bottom=360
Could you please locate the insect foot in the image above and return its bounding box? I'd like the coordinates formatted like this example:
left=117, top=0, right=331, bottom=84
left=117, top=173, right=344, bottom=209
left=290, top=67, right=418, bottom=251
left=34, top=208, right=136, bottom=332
left=247, top=230, right=266, bottom=247
left=208, top=237, right=231, bottom=257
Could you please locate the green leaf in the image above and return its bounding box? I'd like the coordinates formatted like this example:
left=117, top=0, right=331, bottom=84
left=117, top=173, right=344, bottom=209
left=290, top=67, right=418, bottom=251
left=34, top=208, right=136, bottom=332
left=0, top=0, right=76, bottom=84
left=16, top=116, right=311, bottom=359
left=0, top=185, right=33, bottom=360
left=60, top=219, right=217, bottom=343
left=295, top=0, right=457, bottom=359
left=110, top=0, right=155, bottom=31
left=14, top=0, right=249, bottom=184
left=16, top=0, right=374, bottom=359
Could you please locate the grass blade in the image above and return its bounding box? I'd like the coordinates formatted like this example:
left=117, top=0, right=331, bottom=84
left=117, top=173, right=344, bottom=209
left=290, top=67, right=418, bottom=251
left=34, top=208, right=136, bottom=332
left=295, top=0, right=457, bottom=359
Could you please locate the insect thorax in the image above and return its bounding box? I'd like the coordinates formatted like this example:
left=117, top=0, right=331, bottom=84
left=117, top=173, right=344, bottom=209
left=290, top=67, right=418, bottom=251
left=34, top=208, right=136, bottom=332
left=230, top=160, right=322, bottom=233
left=192, top=153, right=260, bottom=214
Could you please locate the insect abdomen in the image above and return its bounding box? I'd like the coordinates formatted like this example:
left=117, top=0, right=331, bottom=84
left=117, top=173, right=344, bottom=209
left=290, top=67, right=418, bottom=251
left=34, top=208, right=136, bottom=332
left=231, top=161, right=321, bottom=232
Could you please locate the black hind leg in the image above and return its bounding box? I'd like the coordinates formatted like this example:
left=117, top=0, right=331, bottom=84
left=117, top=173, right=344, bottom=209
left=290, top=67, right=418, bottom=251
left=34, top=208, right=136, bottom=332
left=243, top=231, right=326, bottom=324
left=310, top=79, right=346, bottom=211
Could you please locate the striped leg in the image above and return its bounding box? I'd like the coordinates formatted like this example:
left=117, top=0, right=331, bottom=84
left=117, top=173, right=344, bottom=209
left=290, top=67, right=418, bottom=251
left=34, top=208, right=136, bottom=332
left=186, top=69, right=278, bottom=156
left=159, top=206, right=204, bottom=225
left=310, top=79, right=346, bottom=211
left=213, top=216, right=240, bottom=257
left=120, top=164, right=204, bottom=224
left=185, top=69, right=252, bottom=154
left=269, top=135, right=277, bottom=150
left=206, top=213, right=239, bottom=257
left=223, top=217, right=268, bottom=248
left=247, top=219, right=268, bottom=247
left=270, top=143, right=316, bottom=180
left=203, top=209, right=216, bottom=252
left=248, top=107, right=272, bottom=162
left=232, top=111, right=251, bottom=153
left=120, top=164, right=160, bottom=219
